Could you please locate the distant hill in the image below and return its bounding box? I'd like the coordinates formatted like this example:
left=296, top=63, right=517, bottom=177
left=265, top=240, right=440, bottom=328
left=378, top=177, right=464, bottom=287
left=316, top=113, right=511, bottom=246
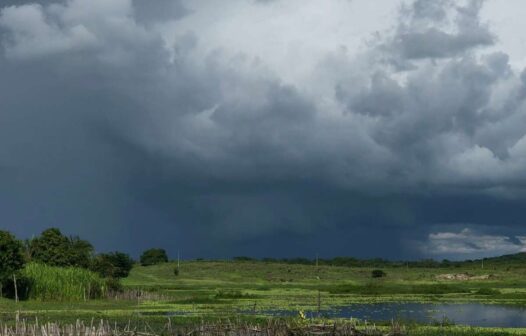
left=481, top=252, right=526, bottom=263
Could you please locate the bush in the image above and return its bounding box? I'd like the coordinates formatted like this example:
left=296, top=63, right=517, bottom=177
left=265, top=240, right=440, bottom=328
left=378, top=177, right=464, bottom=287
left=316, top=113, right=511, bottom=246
left=174, top=266, right=179, bottom=276
left=22, top=263, right=106, bottom=301
left=140, top=248, right=168, bottom=266
left=105, top=277, right=123, bottom=293
left=91, top=252, right=134, bottom=279
left=371, top=269, right=387, bottom=278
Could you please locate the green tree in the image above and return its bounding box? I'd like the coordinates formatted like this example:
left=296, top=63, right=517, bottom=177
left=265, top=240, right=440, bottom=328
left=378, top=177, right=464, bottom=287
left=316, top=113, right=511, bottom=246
left=0, top=230, right=26, bottom=295
left=29, top=228, right=93, bottom=268
left=69, top=236, right=94, bottom=269
left=140, top=248, right=168, bottom=266
left=91, top=252, right=134, bottom=278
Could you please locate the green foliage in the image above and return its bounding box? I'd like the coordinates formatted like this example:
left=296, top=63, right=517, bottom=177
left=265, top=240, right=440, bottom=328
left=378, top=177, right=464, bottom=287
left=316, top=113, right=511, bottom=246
left=0, top=230, right=26, bottom=287
left=173, top=266, right=179, bottom=276
left=91, top=252, right=134, bottom=279
left=371, top=269, right=386, bottom=278
left=140, top=248, right=168, bottom=266
left=68, top=237, right=94, bottom=268
left=2, top=274, right=32, bottom=300
left=29, top=228, right=93, bottom=268
left=213, top=289, right=255, bottom=299
left=474, top=287, right=501, bottom=295
left=22, top=263, right=106, bottom=301
left=328, top=283, right=471, bottom=295
left=104, top=277, right=124, bottom=292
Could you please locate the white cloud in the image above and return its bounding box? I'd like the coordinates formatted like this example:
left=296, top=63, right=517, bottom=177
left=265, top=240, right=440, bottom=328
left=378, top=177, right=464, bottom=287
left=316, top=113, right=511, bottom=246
left=420, top=228, right=526, bottom=258
left=0, top=4, right=98, bottom=58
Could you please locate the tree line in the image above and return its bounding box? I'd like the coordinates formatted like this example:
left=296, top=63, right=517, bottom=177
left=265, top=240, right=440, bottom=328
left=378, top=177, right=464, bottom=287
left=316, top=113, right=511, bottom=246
left=231, top=255, right=515, bottom=268
left=0, top=228, right=170, bottom=296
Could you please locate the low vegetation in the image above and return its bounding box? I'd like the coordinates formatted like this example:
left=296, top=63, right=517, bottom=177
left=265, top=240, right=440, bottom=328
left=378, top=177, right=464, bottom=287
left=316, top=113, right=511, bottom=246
left=3, top=228, right=526, bottom=334
left=371, top=269, right=386, bottom=278
left=1, top=317, right=526, bottom=336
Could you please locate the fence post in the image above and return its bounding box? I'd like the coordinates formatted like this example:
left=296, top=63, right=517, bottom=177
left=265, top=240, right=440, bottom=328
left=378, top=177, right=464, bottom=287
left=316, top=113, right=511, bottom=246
left=13, top=273, right=18, bottom=303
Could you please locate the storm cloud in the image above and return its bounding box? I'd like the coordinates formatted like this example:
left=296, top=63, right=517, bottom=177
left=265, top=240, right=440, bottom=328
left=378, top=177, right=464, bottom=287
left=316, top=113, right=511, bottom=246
left=1, top=0, right=526, bottom=259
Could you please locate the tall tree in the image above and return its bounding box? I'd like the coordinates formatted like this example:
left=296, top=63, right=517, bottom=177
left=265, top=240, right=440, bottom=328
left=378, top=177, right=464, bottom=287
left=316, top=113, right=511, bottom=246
left=0, top=230, right=26, bottom=296
left=69, top=236, right=94, bottom=269
left=140, top=248, right=168, bottom=266
left=29, top=228, right=93, bottom=268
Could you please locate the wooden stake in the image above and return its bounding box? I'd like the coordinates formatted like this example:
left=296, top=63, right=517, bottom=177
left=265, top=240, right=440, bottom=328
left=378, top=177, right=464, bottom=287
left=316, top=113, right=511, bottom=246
left=13, top=274, right=18, bottom=303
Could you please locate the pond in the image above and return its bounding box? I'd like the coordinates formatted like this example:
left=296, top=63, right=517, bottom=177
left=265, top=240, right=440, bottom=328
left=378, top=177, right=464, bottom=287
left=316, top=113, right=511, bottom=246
left=155, top=303, right=526, bottom=327
left=258, top=303, right=526, bottom=328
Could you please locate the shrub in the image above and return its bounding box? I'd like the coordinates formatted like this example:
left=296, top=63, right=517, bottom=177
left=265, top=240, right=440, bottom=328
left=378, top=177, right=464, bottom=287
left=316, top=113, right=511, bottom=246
left=174, top=266, right=179, bottom=276
left=91, top=252, right=134, bottom=278
left=371, top=269, right=387, bottom=278
left=22, top=263, right=106, bottom=301
left=140, top=248, right=168, bottom=266
left=105, top=277, right=123, bottom=293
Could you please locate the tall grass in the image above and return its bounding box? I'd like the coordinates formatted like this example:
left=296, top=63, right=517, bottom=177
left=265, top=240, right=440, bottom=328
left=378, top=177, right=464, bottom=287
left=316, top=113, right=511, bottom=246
left=22, top=263, right=106, bottom=301
left=0, top=316, right=407, bottom=336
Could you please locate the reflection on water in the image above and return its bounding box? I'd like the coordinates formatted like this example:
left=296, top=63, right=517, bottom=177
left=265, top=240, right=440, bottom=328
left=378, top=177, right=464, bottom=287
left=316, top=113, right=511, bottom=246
left=155, top=303, right=526, bottom=327
left=262, top=303, right=526, bottom=328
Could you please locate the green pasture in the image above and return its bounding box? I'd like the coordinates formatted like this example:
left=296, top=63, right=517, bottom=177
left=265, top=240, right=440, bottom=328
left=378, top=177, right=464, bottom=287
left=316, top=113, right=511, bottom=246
left=2, top=260, right=526, bottom=334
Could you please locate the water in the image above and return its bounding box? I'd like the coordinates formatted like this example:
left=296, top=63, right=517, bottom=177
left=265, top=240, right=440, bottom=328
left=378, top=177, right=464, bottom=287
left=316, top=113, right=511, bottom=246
left=154, top=302, right=526, bottom=327
left=258, top=303, right=526, bottom=328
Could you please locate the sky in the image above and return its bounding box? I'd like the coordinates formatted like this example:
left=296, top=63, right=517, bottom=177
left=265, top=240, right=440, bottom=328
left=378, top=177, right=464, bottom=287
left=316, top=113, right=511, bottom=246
left=1, top=0, right=526, bottom=260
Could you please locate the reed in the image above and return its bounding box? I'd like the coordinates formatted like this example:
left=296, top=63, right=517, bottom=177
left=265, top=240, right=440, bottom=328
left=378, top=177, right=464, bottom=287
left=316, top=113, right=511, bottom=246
left=22, top=263, right=106, bottom=301
left=0, top=316, right=404, bottom=336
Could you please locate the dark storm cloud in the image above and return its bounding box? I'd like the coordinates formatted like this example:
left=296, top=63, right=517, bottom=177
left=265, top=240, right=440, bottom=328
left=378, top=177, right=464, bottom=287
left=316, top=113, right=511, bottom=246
left=0, top=0, right=525, bottom=259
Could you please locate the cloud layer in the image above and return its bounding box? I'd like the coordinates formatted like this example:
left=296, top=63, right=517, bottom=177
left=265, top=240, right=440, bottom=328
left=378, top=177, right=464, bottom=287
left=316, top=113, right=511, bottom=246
left=420, top=228, right=526, bottom=259
left=1, top=0, right=525, bottom=258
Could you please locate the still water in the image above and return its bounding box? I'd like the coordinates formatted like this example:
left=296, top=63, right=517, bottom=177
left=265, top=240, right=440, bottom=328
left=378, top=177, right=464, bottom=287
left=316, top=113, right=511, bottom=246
left=265, top=303, right=526, bottom=328
left=159, top=303, right=526, bottom=327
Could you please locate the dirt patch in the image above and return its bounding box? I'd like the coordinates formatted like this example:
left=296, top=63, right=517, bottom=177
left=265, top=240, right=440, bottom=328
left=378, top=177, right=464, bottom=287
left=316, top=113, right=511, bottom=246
left=435, top=273, right=493, bottom=281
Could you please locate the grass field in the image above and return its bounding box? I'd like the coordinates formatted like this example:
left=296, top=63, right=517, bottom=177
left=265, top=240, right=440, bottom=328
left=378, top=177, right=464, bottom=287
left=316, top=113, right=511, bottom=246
left=2, top=260, right=526, bottom=334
